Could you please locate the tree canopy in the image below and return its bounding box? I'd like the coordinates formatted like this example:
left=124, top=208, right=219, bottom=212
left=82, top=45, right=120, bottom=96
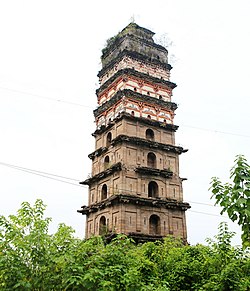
left=0, top=199, right=249, bottom=290
left=210, top=155, right=250, bottom=248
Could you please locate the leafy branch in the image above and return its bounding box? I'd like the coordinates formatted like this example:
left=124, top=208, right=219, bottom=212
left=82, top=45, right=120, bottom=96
left=210, top=155, right=250, bottom=248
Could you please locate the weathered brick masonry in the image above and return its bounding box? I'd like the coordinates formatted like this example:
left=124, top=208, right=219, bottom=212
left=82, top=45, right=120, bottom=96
left=78, top=23, right=190, bottom=242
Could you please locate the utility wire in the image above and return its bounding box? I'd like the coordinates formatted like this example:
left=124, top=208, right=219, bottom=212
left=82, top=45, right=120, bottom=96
left=186, top=200, right=219, bottom=208
left=0, top=161, right=85, bottom=188
left=0, top=162, right=80, bottom=182
left=189, top=210, right=227, bottom=218
left=0, top=161, right=230, bottom=218
left=0, top=86, right=94, bottom=109
left=0, top=161, right=222, bottom=207
left=101, top=185, right=218, bottom=208
left=1, top=85, right=250, bottom=138
left=179, top=124, right=250, bottom=139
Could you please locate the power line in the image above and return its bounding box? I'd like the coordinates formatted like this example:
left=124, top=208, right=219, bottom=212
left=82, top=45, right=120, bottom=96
left=186, top=200, right=219, bottom=208
left=0, top=161, right=232, bottom=218
left=0, top=162, right=218, bottom=204
left=0, top=161, right=227, bottom=207
left=1, top=85, right=250, bottom=139
left=102, top=186, right=218, bottom=208
left=0, top=161, right=86, bottom=188
left=0, top=162, right=80, bottom=181
left=189, top=210, right=227, bottom=218
left=0, top=86, right=94, bottom=109
left=179, top=124, right=250, bottom=139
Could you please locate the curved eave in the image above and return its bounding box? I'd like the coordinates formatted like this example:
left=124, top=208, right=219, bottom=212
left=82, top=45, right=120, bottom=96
left=135, top=166, right=173, bottom=178
left=80, top=162, right=122, bottom=185
left=88, top=135, right=186, bottom=160
left=88, top=146, right=108, bottom=160
left=96, top=68, right=176, bottom=96
left=77, top=194, right=191, bottom=215
left=112, top=135, right=188, bottom=155
left=94, top=89, right=177, bottom=118
left=92, top=112, right=179, bottom=137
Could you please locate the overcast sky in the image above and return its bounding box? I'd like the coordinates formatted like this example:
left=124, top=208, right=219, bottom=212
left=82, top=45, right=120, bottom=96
left=0, top=0, right=249, bottom=245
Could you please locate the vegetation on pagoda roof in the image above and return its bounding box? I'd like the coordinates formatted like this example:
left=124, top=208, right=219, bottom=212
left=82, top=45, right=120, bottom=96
left=94, top=89, right=177, bottom=118
left=101, top=22, right=167, bottom=59
left=96, top=68, right=176, bottom=96
left=121, top=22, right=155, bottom=37
left=92, top=112, right=179, bottom=137
left=98, top=50, right=172, bottom=78
left=77, top=193, right=190, bottom=215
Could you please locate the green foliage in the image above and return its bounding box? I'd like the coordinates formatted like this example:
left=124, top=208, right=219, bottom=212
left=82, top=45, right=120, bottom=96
left=210, top=155, right=250, bottom=248
left=101, top=33, right=121, bottom=56
left=0, top=200, right=249, bottom=290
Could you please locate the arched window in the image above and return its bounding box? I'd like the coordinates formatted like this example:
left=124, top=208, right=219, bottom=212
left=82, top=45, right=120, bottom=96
left=106, top=132, right=112, bottom=147
left=99, top=216, right=107, bottom=235
left=146, top=129, right=154, bottom=141
left=104, top=155, right=110, bottom=169
left=147, top=115, right=151, bottom=119
left=149, top=215, right=160, bottom=235
left=147, top=152, right=157, bottom=168
left=131, top=111, right=135, bottom=116
left=148, top=181, right=158, bottom=198
left=101, top=184, right=107, bottom=200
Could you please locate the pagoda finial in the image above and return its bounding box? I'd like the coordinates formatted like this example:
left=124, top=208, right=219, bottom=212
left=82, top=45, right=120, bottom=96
left=130, top=15, right=135, bottom=23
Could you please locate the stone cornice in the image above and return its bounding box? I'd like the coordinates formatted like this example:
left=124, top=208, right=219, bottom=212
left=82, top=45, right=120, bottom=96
left=94, top=89, right=177, bottom=118
left=96, top=68, right=176, bottom=96
left=88, top=134, right=186, bottom=160
left=92, top=112, right=179, bottom=137
left=98, top=50, right=172, bottom=79
left=80, top=162, right=122, bottom=186
left=112, top=135, right=188, bottom=154
left=77, top=194, right=191, bottom=215
left=88, top=146, right=108, bottom=160
left=135, top=166, right=173, bottom=178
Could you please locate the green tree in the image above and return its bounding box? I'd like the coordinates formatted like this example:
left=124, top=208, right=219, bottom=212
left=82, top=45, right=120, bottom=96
left=210, top=155, right=250, bottom=248
left=0, top=199, right=249, bottom=290
left=0, top=199, right=79, bottom=290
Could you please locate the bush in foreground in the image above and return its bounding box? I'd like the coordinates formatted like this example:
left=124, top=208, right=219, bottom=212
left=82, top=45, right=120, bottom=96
left=0, top=200, right=249, bottom=290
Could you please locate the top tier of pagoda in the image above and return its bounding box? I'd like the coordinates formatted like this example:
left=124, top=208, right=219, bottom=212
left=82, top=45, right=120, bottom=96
left=94, top=23, right=177, bottom=129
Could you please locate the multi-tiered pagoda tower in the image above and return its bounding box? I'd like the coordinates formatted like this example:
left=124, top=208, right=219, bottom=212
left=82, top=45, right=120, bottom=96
left=78, top=23, right=190, bottom=242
